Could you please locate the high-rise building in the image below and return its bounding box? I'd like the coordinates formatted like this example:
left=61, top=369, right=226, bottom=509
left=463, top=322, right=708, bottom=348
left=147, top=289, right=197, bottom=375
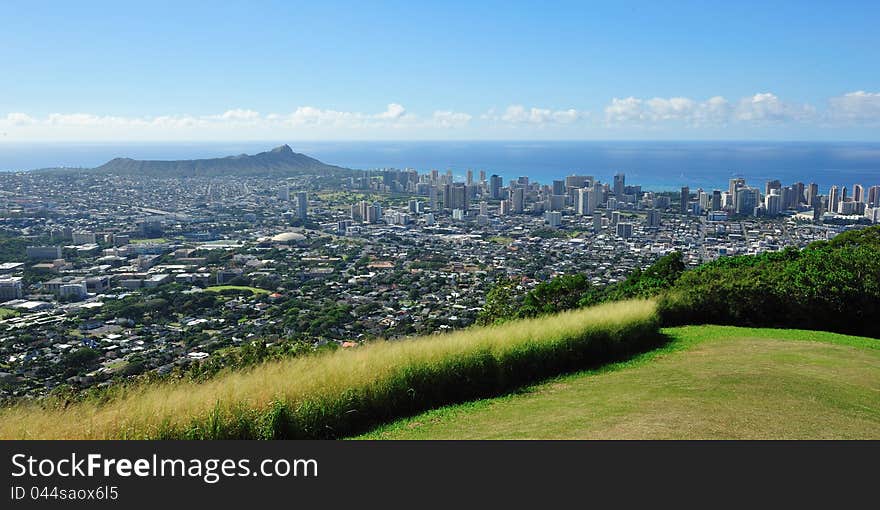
left=828, top=186, right=840, bottom=213
left=793, top=182, right=805, bottom=204
left=646, top=209, right=661, bottom=227
left=853, top=184, right=864, bottom=203
left=616, top=222, right=633, bottom=239
left=699, top=191, right=710, bottom=211
left=278, top=186, right=290, bottom=201
left=576, top=187, right=597, bottom=215
left=489, top=175, right=503, bottom=200
left=544, top=211, right=562, bottom=227
left=565, top=175, right=590, bottom=189
left=712, top=190, right=722, bottom=211
left=552, top=180, right=566, bottom=196
left=680, top=186, right=690, bottom=214
left=296, top=192, right=308, bottom=219
left=592, top=213, right=603, bottom=233
left=806, top=183, right=819, bottom=207
left=367, top=203, right=382, bottom=224
left=867, top=186, right=880, bottom=207
left=429, top=186, right=439, bottom=210
left=765, top=192, right=781, bottom=216
left=780, top=186, right=794, bottom=210
left=613, top=173, right=625, bottom=200
left=0, top=277, right=24, bottom=301
left=452, top=183, right=468, bottom=211
left=510, top=187, right=524, bottom=213
left=729, top=178, right=746, bottom=210
left=765, top=179, right=781, bottom=197
left=443, top=183, right=468, bottom=211
left=735, top=187, right=759, bottom=216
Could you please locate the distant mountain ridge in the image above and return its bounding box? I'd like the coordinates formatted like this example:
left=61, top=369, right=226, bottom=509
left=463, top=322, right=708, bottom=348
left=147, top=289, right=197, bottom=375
left=92, top=144, right=350, bottom=177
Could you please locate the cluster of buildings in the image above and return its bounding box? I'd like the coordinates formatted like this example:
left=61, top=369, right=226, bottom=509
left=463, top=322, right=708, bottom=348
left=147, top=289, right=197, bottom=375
left=680, top=178, right=880, bottom=223
left=0, top=166, right=873, bottom=398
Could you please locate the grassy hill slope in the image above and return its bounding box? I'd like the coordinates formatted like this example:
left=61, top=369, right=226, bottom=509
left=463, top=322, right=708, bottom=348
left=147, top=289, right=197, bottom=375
left=0, top=300, right=659, bottom=439
left=359, top=326, right=880, bottom=439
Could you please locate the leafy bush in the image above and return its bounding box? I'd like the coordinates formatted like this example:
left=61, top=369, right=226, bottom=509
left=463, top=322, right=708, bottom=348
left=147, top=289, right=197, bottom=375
left=520, top=274, right=592, bottom=317
left=659, top=227, right=880, bottom=338
left=478, top=252, right=685, bottom=324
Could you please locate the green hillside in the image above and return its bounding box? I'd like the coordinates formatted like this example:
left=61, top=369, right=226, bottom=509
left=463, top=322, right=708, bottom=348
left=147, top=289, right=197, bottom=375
left=359, top=326, right=880, bottom=440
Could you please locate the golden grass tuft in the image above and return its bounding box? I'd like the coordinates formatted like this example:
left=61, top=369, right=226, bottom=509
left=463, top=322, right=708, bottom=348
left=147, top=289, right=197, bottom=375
left=0, top=299, right=658, bottom=439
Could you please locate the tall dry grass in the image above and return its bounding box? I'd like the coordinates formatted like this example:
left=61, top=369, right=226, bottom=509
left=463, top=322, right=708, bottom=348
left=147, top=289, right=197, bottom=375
left=0, top=299, right=659, bottom=439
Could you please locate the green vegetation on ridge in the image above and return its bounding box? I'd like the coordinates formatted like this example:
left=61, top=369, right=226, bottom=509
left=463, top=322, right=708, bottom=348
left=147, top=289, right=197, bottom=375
left=660, top=227, right=880, bottom=338
left=480, top=226, right=880, bottom=339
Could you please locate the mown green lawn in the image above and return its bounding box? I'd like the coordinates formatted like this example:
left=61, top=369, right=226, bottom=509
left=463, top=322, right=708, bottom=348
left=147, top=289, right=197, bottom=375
left=0, top=307, right=19, bottom=320
left=358, top=326, right=880, bottom=439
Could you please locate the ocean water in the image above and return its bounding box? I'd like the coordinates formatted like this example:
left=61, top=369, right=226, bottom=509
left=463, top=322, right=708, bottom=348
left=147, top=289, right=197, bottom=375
left=2, top=140, right=879, bottom=192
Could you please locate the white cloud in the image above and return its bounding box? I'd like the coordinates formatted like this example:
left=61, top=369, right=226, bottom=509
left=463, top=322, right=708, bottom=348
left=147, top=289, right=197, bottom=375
left=376, top=103, right=406, bottom=120
left=276, top=103, right=418, bottom=128
left=216, top=109, right=261, bottom=121
left=605, top=93, right=815, bottom=126
left=2, top=93, right=877, bottom=140
left=495, top=105, right=584, bottom=125
left=645, top=97, right=697, bottom=121
left=605, top=97, right=645, bottom=123
left=828, top=91, right=880, bottom=123
left=607, top=96, right=731, bottom=125
left=692, top=96, right=731, bottom=125
left=4, top=112, right=36, bottom=125
left=432, top=110, right=472, bottom=128
left=0, top=103, right=474, bottom=139
left=734, top=93, right=815, bottom=122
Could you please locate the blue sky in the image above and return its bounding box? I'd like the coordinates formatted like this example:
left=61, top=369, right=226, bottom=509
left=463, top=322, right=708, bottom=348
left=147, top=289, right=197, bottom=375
left=1, top=0, right=878, bottom=141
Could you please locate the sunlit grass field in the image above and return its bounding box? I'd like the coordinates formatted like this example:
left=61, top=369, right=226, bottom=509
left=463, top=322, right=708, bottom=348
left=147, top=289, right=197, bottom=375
left=0, top=299, right=659, bottom=439
left=0, top=307, right=19, bottom=320
left=205, top=285, right=271, bottom=295
left=360, top=326, right=880, bottom=439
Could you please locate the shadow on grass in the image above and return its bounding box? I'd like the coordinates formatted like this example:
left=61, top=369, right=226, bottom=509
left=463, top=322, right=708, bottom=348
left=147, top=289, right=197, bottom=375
left=154, top=317, right=670, bottom=439
left=346, top=331, right=675, bottom=440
